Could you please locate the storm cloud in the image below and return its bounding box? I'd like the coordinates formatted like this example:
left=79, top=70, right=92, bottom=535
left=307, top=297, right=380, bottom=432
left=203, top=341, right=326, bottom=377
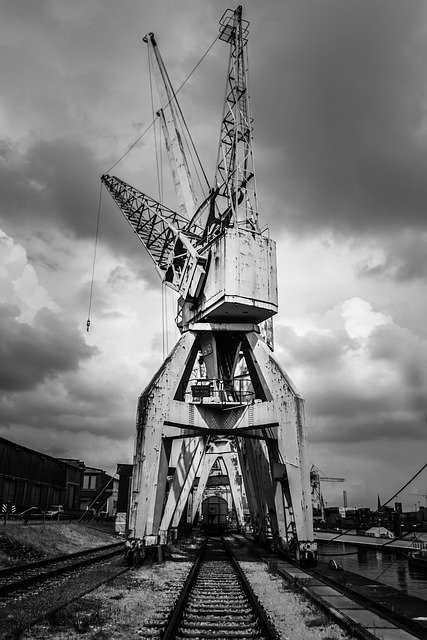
left=0, top=0, right=426, bottom=506
left=0, top=304, right=95, bottom=391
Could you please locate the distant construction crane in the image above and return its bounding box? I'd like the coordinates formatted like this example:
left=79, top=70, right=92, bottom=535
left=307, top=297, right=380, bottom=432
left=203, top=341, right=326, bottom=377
left=410, top=491, right=427, bottom=508
left=310, top=465, right=345, bottom=516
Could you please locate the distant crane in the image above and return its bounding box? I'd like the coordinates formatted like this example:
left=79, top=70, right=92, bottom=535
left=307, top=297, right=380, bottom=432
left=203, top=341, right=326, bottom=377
left=310, top=465, right=345, bottom=517
left=410, top=491, right=427, bottom=509
left=102, top=6, right=317, bottom=564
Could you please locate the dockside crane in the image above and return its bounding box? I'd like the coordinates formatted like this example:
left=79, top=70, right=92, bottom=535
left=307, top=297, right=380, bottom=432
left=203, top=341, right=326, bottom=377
left=310, top=464, right=345, bottom=518
left=102, top=6, right=317, bottom=564
left=410, top=491, right=427, bottom=509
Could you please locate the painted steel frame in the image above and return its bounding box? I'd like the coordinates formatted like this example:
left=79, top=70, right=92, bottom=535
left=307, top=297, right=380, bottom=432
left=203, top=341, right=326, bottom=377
left=128, top=326, right=316, bottom=560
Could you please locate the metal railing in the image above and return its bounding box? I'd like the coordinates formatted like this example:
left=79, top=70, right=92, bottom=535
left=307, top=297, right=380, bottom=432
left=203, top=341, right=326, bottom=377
left=186, top=377, right=254, bottom=405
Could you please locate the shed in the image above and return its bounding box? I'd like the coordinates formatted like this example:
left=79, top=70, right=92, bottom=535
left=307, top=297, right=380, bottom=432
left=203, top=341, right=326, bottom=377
left=365, top=526, right=394, bottom=539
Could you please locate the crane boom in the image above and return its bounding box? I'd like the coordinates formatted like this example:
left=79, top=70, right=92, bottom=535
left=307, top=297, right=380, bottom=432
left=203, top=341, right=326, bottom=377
left=208, top=6, right=258, bottom=236
left=101, top=174, right=201, bottom=289
left=144, top=32, right=199, bottom=219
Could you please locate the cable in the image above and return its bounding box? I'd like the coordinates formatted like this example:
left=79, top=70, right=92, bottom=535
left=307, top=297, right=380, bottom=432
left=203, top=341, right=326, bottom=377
left=377, top=461, right=427, bottom=511
left=374, top=555, right=401, bottom=581
left=170, top=75, right=211, bottom=190
left=86, top=183, right=103, bottom=332
left=105, top=34, right=219, bottom=176
left=328, top=460, right=427, bottom=545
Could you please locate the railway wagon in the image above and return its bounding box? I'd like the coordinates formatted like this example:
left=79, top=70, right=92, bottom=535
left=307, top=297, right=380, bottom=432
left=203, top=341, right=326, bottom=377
left=201, top=495, right=228, bottom=532
left=0, top=436, right=83, bottom=514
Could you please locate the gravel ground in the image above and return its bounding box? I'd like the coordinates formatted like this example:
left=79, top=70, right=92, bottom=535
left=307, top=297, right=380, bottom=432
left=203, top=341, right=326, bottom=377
left=0, top=558, right=127, bottom=640
left=19, top=542, right=198, bottom=640
left=230, top=538, right=349, bottom=640
left=17, top=538, right=348, bottom=640
left=0, top=523, right=116, bottom=568
left=239, top=561, right=348, bottom=640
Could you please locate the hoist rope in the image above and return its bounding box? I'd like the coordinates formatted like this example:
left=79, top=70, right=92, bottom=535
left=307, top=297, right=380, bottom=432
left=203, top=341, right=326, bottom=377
left=105, top=34, right=219, bottom=175
left=244, top=40, right=260, bottom=223
left=86, top=183, right=103, bottom=332
left=165, top=66, right=211, bottom=191
left=181, top=125, right=209, bottom=198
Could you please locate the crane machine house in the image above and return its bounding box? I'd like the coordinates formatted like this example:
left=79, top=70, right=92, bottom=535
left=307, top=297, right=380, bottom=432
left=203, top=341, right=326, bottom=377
left=102, top=6, right=317, bottom=565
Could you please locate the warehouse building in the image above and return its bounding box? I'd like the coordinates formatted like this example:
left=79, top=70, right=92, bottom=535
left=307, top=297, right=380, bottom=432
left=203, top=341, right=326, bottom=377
left=0, top=436, right=83, bottom=514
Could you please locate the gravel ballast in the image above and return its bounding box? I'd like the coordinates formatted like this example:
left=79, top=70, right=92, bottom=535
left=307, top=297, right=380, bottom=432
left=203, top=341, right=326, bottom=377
left=230, top=538, right=349, bottom=640
left=19, top=538, right=349, bottom=640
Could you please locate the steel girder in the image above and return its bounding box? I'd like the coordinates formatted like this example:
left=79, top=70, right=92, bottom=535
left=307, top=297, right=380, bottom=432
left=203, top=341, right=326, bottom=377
left=128, top=327, right=316, bottom=562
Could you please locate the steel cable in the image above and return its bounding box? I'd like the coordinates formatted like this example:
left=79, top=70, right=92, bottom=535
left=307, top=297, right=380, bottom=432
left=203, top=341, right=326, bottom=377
left=104, top=34, right=219, bottom=175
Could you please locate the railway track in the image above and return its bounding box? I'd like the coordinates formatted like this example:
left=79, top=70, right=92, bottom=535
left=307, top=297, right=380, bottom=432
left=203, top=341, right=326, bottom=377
left=160, top=537, right=280, bottom=640
left=0, top=543, right=127, bottom=639
left=0, top=541, right=124, bottom=596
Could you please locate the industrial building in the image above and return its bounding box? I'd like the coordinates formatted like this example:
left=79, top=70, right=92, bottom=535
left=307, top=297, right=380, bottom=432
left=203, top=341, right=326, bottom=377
left=0, top=436, right=83, bottom=514
left=80, top=466, right=118, bottom=517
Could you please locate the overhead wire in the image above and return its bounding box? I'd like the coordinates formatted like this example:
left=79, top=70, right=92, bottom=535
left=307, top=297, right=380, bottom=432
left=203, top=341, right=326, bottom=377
left=244, top=35, right=260, bottom=226
left=318, top=460, right=427, bottom=570
left=328, top=460, right=427, bottom=545
left=373, top=529, right=424, bottom=580
left=92, top=33, right=219, bottom=341
left=104, top=33, right=219, bottom=176
left=86, top=183, right=103, bottom=332
left=157, top=36, right=216, bottom=192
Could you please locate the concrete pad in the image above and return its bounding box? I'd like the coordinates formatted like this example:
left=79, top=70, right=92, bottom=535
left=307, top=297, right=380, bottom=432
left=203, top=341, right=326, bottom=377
left=311, top=585, right=343, bottom=597
left=370, top=629, right=421, bottom=640
left=321, top=595, right=363, bottom=609
left=285, top=570, right=310, bottom=578
left=276, top=561, right=294, bottom=570
left=343, top=609, right=397, bottom=628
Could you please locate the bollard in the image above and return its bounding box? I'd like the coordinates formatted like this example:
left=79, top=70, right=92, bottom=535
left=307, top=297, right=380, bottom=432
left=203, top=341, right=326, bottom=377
left=157, top=545, right=163, bottom=563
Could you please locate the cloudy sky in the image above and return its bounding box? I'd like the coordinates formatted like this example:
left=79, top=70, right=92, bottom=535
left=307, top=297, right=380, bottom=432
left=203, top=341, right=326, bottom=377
left=1, top=0, right=426, bottom=511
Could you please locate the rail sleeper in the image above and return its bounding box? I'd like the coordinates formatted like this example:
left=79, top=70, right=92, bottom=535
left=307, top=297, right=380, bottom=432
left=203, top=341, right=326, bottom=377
left=165, top=538, right=278, bottom=640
